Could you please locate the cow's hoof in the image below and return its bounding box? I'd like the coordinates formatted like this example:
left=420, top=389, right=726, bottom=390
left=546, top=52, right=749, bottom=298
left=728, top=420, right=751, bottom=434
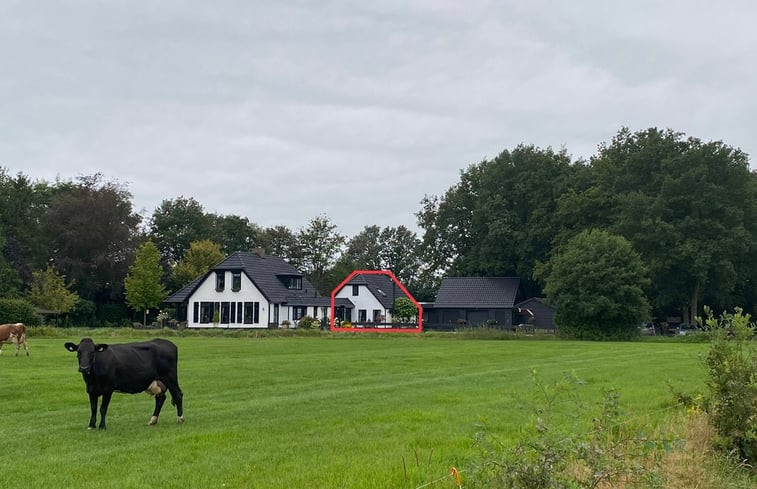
left=177, top=416, right=185, bottom=424
left=148, top=416, right=159, bottom=426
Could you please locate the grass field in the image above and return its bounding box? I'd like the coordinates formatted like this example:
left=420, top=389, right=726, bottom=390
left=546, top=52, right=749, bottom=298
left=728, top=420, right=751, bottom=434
left=1, top=333, right=710, bottom=488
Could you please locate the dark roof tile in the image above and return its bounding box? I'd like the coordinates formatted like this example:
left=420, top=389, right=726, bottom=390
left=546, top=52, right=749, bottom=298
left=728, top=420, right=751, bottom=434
left=434, top=277, right=521, bottom=308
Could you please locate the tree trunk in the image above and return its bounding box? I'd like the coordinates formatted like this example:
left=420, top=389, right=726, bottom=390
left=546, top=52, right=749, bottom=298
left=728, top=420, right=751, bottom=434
left=690, top=279, right=701, bottom=325
left=143, top=309, right=147, bottom=326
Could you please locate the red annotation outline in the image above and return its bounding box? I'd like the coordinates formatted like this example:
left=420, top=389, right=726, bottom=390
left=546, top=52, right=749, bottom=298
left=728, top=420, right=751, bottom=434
left=330, top=269, right=423, bottom=333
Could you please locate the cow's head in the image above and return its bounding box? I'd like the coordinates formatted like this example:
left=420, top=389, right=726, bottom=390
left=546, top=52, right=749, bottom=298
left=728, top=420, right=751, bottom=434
left=64, top=338, right=109, bottom=374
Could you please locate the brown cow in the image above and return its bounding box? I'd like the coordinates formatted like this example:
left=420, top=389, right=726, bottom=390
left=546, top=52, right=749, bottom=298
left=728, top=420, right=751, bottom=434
left=0, top=323, right=29, bottom=356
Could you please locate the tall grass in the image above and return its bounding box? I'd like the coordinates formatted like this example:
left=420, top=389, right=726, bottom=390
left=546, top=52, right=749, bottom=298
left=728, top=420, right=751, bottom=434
left=0, top=334, right=721, bottom=488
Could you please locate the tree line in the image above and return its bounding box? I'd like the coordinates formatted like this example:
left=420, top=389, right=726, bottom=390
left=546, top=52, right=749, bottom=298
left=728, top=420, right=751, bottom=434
left=1, top=127, right=755, bottom=332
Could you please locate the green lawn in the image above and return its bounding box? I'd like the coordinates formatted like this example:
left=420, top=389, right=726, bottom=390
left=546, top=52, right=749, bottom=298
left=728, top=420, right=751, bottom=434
left=1, top=334, right=707, bottom=488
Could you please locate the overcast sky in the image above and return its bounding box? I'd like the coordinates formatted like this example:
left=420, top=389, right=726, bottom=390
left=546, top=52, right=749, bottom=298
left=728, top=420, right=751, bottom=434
left=2, top=1, right=755, bottom=237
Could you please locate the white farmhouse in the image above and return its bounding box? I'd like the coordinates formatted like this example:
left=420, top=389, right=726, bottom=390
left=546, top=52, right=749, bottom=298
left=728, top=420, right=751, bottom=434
left=333, top=272, right=410, bottom=325
left=165, top=250, right=353, bottom=328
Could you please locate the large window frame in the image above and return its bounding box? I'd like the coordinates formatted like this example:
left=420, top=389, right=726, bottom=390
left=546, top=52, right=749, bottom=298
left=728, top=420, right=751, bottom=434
left=292, top=306, right=307, bottom=320
left=200, top=302, right=214, bottom=323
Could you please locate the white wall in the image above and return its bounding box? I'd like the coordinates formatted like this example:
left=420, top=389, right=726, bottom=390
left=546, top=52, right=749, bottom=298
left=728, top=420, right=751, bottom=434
left=335, top=284, right=392, bottom=322
left=187, top=271, right=269, bottom=328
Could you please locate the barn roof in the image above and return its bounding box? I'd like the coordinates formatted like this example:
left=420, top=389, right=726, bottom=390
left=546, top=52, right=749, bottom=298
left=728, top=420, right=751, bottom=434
left=433, top=277, right=522, bottom=308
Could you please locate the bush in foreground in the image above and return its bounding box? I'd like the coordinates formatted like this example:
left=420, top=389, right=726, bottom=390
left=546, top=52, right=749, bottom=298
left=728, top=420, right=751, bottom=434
left=701, top=306, right=757, bottom=465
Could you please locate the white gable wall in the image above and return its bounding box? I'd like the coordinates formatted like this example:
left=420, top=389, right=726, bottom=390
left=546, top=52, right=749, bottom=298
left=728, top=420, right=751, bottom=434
left=187, top=271, right=269, bottom=328
left=335, top=284, right=393, bottom=323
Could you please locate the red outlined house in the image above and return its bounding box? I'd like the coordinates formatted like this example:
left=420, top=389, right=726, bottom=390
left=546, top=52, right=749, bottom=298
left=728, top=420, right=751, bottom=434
left=330, top=270, right=423, bottom=333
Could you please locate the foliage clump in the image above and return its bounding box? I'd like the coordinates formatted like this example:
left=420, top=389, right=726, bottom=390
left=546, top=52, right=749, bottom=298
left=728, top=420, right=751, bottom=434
left=26, top=265, right=79, bottom=324
left=296, top=315, right=320, bottom=330
left=700, top=306, right=757, bottom=464
left=469, top=371, right=674, bottom=488
left=536, top=229, right=650, bottom=340
left=393, top=297, right=418, bottom=324
left=0, top=298, right=42, bottom=326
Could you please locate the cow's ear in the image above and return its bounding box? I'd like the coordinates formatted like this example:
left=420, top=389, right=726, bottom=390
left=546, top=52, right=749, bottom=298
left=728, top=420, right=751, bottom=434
left=95, top=344, right=109, bottom=352
left=64, top=342, right=78, bottom=352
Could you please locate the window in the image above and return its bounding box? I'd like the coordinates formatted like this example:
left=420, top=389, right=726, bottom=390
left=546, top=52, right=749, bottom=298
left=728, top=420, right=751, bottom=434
left=232, top=271, right=241, bottom=291
left=243, top=302, right=254, bottom=324
left=221, top=302, right=230, bottom=324
left=358, top=309, right=367, bottom=322
left=215, top=271, right=225, bottom=291
left=288, top=276, right=302, bottom=290
left=200, top=302, right=214, bottom=323
left=292, top=306, right=306, bottom=320
left=373, top=310, right=382, bottom=322
left=230, top=302, right=236, bottom=323
left=253, top=302, right=259, bottom=323
left=237, top=302, right=243, bottom=323
left=352, top=285, right=359, bottom=296
left=193, top=302, right=199, bottom=323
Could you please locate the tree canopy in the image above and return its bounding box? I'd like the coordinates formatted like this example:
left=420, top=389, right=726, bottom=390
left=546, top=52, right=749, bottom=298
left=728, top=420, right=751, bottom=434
left=536, top=229, right=650, bottom=340
left=26, top=265, right=79, bottom=324
left=171, top=239, right=225, bottom=290
left=124, top=241, right=166, bottom=326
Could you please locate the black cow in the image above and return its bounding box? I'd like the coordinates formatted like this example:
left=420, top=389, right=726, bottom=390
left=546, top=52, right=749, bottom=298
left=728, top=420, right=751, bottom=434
left=64, top=338, right=184, bottom=430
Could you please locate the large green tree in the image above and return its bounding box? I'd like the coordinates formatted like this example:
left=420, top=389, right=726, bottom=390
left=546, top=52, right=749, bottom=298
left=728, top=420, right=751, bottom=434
left=259, top=225, right=302, bottom=266
left=575, top=128, right=757, bottom=322
left=536, top=229, right=650, bottom=340
left=124, top=241, right=166, bottom=326
left=297, top=215, right=345, bottom=294
left=0, top=168, right=53, bottom=287
left=417, top=145, right=578, bottom=297
left=149, top=196, right=213, bottom=266
left=43, top=174, right=141, bottom=304
left=210, top=214, right=262, bottom=255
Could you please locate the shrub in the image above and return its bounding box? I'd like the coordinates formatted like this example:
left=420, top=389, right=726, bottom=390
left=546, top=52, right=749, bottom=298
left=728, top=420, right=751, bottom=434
left=68, top=298, right=97, bottom=326
left=0, top=298, right=43, bottom=326
left=700, top=306, right=757, bottom=464
left=469, top=370, right=673, bottom=488
left=394, top=297, right=418, bottom=323
left=296, top=315, right=320, bottom=330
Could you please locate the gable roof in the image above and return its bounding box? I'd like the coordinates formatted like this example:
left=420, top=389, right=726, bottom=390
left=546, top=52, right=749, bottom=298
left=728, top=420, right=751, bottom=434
left=433, top=277, right=522, bottom=308
left=165, top=251, right=321, bottom=304
left=345, top=272, right=409, bottom=309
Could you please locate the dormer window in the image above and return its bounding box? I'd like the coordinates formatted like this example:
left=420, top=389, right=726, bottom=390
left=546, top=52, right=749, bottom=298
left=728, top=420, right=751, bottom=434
left=352, top=285, right=359, bottom=296
left=232, top=271, right=241, bottom=292
left=215, top=271, right=225, bottom=291
left=288, top=276, right=302, bottom=290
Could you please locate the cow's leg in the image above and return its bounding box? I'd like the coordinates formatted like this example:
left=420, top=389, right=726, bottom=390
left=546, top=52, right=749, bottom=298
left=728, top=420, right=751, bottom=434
left=149, top=393, right=166, bottom=425
left=88, top=393, right=99, bottom=429
left=164, top=377, right=184, bottom=423
left=22, top=336, right=29, bottom=356
left=98, top=391, right=113, bottom=430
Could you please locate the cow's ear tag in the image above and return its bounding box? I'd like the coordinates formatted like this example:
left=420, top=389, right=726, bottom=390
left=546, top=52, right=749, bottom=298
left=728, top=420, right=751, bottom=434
left=95, top=344, right=109, bottom=352
left=65, top=342, right=78, bottom=352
